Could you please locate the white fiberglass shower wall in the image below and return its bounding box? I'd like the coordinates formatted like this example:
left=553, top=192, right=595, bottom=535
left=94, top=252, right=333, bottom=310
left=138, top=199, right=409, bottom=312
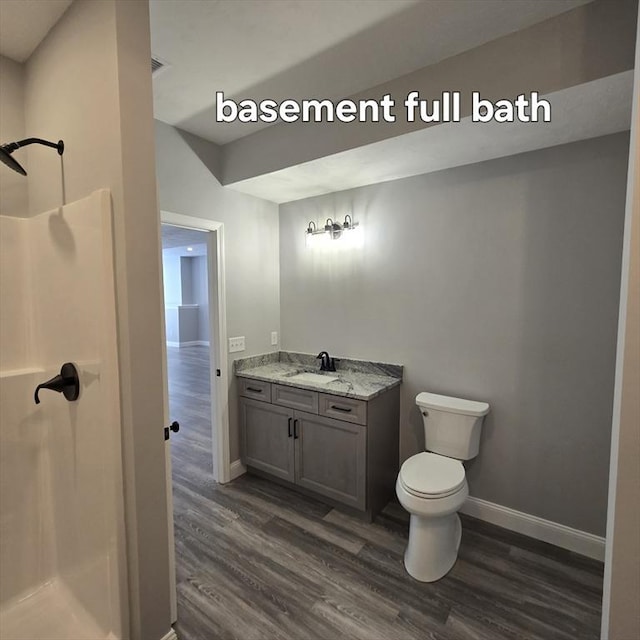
left=0, top=190, right=127, bottom=639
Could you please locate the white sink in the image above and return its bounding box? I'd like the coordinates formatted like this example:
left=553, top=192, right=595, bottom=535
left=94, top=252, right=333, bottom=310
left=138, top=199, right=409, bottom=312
left=287, top=372, right=339, bottom=385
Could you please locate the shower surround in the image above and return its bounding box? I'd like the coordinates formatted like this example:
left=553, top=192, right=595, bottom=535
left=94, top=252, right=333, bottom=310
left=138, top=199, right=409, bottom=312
left=0, top=190, right=127, bottom=639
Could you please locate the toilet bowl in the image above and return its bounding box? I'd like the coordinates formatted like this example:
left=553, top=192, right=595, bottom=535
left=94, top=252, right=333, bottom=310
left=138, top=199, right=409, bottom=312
left=397, top=393, right=489, bottom=582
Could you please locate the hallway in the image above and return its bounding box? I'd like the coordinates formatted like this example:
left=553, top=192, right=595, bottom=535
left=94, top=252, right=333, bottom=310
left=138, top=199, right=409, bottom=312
left=168, top=345, right=213, bottom=479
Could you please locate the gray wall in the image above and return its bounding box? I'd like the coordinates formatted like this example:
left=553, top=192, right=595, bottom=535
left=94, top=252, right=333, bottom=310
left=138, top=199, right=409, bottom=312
left=0, top=56, right=27, bottom=216
left=279, top=132, right=629, bottom=536
left=162, top=251, right=182, bottom=304
left=162, top=250, right=209, bottom=344
left=155, top=120, right=280, bottom=461
left=180, top=256, right=193, bottom=303
left=164, top=307, right=179, bottom=344
left=178, top=305, right=199, bottom=344
left=192, top=255, right=210, bottom=343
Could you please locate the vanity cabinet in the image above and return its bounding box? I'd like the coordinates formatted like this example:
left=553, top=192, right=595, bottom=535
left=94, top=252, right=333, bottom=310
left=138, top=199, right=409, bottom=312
left=241, top=398, right=294, bottom=482
left=239, top=381, right=399, bottom=519
left=294, top=411, right=366, bottom=510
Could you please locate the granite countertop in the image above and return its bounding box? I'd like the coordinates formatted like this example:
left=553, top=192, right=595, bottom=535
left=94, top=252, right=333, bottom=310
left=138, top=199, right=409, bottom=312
left=234, top=352, right=402, bottom=401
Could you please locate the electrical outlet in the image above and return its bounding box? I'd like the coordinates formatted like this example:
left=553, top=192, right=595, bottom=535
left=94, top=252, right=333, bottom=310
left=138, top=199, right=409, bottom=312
left=228, top=336, right=245, bottom=353
left=271, top=331, right=278, bottom=346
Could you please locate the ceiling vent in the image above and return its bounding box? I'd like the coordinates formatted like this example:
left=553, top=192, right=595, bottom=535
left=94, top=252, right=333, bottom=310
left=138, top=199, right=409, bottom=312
left=151, top=55, right=169, bottom=76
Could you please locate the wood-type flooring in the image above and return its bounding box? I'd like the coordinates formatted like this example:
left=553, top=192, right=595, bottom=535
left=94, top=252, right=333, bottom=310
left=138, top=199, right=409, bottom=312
left=167, top=345, right=603, bottom=640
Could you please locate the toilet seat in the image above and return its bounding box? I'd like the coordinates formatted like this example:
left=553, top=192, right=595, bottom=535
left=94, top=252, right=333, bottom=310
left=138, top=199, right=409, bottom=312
left=399, top=452, right=466, bottom=499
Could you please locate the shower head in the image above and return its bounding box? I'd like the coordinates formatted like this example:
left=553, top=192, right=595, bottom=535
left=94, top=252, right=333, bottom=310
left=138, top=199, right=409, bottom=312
left=0, top=138, right=64, bottom=176
left=0, top=145, right=27, bottom=175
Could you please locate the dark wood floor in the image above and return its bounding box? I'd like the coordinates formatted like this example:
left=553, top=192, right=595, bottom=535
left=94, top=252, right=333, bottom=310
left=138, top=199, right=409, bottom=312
left=168, top=345, right=604, bottom=640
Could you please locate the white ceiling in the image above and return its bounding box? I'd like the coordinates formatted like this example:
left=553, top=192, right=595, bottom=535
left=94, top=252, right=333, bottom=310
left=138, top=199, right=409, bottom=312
left=161, top=224, right=208, bottom=255
left=2, top=0, right=618, bottom=208
left=0, top=0, right=72, bottom=62
left=150, top=0, right=590, bottom=145
left=228, top=71, right=633, bottom=204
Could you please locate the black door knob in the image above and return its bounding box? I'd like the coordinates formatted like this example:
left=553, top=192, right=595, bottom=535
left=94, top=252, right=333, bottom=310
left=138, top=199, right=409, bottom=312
left=34, top=362, right=80, bottom=404
left=164, top=421, right=180, bottom=441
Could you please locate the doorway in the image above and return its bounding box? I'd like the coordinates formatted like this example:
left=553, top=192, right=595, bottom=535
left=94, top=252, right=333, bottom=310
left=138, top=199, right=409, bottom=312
left=159, top=211, right=231, bottom=485
left=161, top=222, right=215, bottom=474
left=159, top=212, right=231, bottom=622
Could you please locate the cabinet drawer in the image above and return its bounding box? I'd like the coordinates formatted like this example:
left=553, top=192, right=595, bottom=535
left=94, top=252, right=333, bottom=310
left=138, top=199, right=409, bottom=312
left=239, top=378, right=271, bottom=402
left=319, top=393, right=367, bottom=425
left=273, top=384, right=319, bottom=413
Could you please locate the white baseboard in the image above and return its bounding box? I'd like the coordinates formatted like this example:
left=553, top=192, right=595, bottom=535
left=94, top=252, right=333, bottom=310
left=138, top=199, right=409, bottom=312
left=166, top=340, right=210, bottom=348
left=160, top=629, right=178, bottom=640
left=229, top=458, right=247, bottom=481
left=461, top=496, right=605, bottom=561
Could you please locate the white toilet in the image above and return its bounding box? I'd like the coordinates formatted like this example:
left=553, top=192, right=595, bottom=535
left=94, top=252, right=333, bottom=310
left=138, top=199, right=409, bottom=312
left=396, top=392, right=490, bottom=582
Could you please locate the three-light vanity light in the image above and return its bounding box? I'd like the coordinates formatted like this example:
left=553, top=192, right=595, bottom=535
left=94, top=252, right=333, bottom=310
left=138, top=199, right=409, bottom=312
left=305, top=214, right=359, bottom=247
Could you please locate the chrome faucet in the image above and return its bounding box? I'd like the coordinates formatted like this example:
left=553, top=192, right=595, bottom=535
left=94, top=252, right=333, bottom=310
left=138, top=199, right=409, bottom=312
left=317, top=351, right=336, bottom=372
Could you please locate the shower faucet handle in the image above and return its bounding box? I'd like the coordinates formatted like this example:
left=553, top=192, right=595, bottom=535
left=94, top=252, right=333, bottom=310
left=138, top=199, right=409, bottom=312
left=34, top=362, right=80, bottom=404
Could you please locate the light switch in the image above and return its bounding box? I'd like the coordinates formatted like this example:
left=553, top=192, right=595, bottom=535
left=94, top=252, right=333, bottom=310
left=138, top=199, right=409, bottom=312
left=229, top=336, right=245, bottom=353
left=271, top=331, right=278, bottom=346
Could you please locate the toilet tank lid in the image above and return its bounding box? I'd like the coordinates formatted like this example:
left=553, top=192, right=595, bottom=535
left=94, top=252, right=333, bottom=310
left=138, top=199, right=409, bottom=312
left=416, top=392, right=489, bottom=417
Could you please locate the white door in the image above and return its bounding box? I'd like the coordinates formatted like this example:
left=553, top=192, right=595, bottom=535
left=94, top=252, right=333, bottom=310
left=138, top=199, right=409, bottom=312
left=160, top=297, right=178, bottom=623
left=158, top=212, right=233, bottom=624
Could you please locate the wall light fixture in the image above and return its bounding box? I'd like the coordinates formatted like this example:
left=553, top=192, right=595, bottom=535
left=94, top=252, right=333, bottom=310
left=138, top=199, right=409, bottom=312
left=305, top=214, right=359, bottom=247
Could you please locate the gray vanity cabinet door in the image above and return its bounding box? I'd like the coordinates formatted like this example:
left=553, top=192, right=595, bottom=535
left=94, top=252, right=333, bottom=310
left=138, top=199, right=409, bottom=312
left=240, top=398, right=294, bottom=482
left=294, top=411, right=366, bottom=511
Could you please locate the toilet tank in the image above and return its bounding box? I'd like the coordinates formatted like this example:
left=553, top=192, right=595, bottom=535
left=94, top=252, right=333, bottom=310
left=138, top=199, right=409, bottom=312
left=416, top=392, right=490, bottom=460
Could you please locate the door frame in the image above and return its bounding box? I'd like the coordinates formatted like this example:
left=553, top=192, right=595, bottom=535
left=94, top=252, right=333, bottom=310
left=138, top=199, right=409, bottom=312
left=160, top=210, right=231, bottom=483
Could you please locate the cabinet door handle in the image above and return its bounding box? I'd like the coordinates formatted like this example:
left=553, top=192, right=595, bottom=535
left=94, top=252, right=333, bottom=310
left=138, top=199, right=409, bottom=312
left=247, top=386, right=263, bottom=393
left=288, top=417, right=292, bottom=438
left=293, top=419, right=299, bottom=439
left=331, top=405, right=352, bottom=413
